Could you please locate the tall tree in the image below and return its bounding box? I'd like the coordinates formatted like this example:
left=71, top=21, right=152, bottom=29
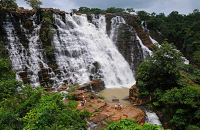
left=137, top=42, right=184, bottom=94
left=24, top=0, right=42, bottom=10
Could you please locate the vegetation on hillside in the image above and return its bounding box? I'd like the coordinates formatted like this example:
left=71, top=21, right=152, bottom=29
left=0, top=85, right=91, bottom=129
left=137, top=42, right=200, bottom=129
left=137, top=9, right=200, bottom=67
left=0, top=0, right=18, bottom=9
left=72, top=7, right=135, bottom=15
left=103, top=118, right=168, bottom=130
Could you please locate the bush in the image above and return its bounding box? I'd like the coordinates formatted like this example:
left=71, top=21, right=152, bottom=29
left=0, top=86, right=90, bottom=129
left=99, top=94, right=105, bottom=99
left=68, top=100, right=78, bottom=109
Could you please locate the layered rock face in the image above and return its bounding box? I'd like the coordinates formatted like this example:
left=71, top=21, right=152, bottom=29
left=1, top=9, right=154, bottom=89
left=105, top=14, right=153, bottom=76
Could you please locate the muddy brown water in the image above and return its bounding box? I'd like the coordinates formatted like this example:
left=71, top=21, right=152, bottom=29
left=99, top=87, right=132, bottom=106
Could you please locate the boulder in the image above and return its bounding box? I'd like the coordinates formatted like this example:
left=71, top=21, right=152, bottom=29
left=78, top=79, right=105, bottom=92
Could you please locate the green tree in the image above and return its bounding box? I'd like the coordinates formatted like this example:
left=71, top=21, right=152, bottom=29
left=137, top=42, right=184, bottom=94
left=0, top=57, right=19, bottom=101
left=106, top=7, right=125, bottom=15
left=0, top=0, right=18, bottom=9
left=103, top=118, right=164, bottom=130
left=137, top=10, right=150, bottom=21
left=78, top=7, right=91, bottom=14
left=160, top=86, right=200, bottom=129
left=126, top=8, right=135, bottom=14
left=24, top=0, right=42, bottom=10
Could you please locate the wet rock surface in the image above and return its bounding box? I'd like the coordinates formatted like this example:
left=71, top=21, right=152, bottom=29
left=63, top=89, right=145, bottom=129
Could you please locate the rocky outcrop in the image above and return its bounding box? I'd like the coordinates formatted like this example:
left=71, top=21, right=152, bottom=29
left=78, top=79, right=105, bottom=92
left=64, top=89, right=145, bottom=128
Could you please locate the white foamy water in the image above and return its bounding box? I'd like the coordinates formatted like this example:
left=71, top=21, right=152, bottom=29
left=53, top=14, right=135, bottom=88
left=145, top=109, right=162, bottom=126
left=4, top=13, right=140, bottom=89
left=110, top=16, right=126, bottom=43
left=136, top=35, right=152, bottom=57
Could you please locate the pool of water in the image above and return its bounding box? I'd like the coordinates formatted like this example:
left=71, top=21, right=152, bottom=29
left=99, top=87, right=132, bottom=105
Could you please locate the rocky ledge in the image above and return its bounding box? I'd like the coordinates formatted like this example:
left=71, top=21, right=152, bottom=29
left=63, top=90, right=145, bottom=128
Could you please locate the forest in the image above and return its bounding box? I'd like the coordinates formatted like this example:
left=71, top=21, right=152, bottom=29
left=0, top=0, right=200, bottom=130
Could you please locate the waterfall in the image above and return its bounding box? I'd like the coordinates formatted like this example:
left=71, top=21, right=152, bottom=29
left=3, top=13, right=57, bottom=87
left=136, top=35, right=152, bottom=58
left=52, top=14, right=135, bottom=88
left=110, top=16, right=126, bottom=43
left=145, top=109, right=162, bottom=126
left=4, top=13, right=138, bottom=89
left=135, top=106, right=162, bottom=126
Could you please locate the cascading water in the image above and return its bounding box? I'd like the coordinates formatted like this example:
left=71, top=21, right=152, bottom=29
left=145, top=109, right=162, bottom=126
left=110, top=16, right=126, bottom=43
left=52, top=14, right=135, bottom=88
left=136, top=35, right=152, bottom=58
left=135, top=106, right=162, bottom=126
left=5, top=12, right=157, bottom=89
left=3, top=13, right=57, bottom=88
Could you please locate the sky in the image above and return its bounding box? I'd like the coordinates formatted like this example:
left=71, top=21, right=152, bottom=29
left=16, top=0, right=200, bottom=15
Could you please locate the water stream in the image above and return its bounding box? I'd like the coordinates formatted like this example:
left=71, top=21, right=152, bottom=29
left=52, top=14, right=136, bottom=88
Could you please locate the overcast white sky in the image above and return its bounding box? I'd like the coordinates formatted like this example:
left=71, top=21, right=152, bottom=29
left=16, top=0, right=200, bottom=15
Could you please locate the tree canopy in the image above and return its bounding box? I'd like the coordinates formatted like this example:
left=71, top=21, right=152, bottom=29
left=137, top=9, right=200, bottom=67
left=24, top=0, right=42, bottom=10
left=136, top=41, right=200, bottom=129
left=137, top=42, right=184, bottom=95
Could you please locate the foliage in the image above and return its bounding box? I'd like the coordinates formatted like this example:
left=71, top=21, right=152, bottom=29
left=66, top=94, right=76, bottom=100
left=137, top=40, right=200, bottom=129
left=186, top=125, right=200, bottom=130
left=99, top=94, right=105, bottom=99
left=0, top=85, right=91, bottom=129
left=68, top=100, right=78, bottom=109
left=159, top=86, right=200, bottom=129
left=74, top=7, right=135, bottom=15
left=137, top=10, right=150, bottom=21
left=89, top=103, right=93, bottom=107
left=44, top=45, right=55, bottom=57
left=0, top=58, right=19, bottom=101
left=0, top=0, right=18, bottom=9
left=103, top=118, right=164, bottom=130
left=140, top=9, right=200, bottom=66
left=41, top=11, right=53, bottom=25
left=24, top=0, right=42, bottom=10
left=137, top=42, right=184, bottom=93
left=105, top=7, right=125, bottom=15
left=67, top=85, right=76, bottom=92
left=126, top=8, right=135, bottom=14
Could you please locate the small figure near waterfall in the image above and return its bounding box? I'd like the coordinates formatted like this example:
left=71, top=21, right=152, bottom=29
left=138, top=99, right=142, bottom=105
left=118, top=102, right=122, bottom=110
left=115, top=104, right=118, bottom=110
left=81, top=101, right=84, bottom=106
